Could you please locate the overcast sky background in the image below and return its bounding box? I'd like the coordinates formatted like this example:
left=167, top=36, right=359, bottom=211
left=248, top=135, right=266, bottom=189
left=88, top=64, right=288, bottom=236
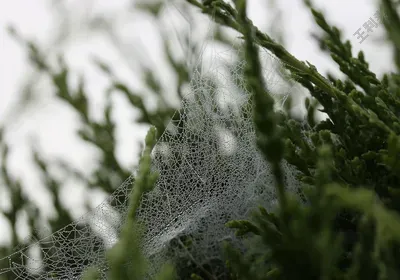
left=0, top=0, right=393, bottom=245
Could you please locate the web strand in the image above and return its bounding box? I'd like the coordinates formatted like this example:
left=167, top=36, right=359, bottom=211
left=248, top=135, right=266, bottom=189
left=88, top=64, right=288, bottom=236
left=0, top=1, right=303, bottom=279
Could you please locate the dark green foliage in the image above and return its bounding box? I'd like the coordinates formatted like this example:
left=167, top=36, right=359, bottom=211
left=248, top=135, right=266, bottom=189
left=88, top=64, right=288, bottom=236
left=187, top=0, right=400, bottom=279
left=3, top=0, right=400, bottom=279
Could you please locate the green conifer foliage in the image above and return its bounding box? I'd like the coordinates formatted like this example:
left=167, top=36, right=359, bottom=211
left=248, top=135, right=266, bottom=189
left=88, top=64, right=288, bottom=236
left=3, top=0, right=400, bottom=279
left=186, top=0, right=400, bottom=279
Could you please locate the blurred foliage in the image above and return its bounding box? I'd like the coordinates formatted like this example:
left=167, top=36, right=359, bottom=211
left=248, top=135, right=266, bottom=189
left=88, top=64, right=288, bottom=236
left=1, top=0, right=283, bottom=278
left=0, top=0, right=196, bottom=278
left=6, top=0, right=400, bottom=279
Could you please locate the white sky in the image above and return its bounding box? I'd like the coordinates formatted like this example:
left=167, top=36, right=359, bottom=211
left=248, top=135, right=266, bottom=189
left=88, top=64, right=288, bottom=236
left=0, top=0, right=393, bottom=245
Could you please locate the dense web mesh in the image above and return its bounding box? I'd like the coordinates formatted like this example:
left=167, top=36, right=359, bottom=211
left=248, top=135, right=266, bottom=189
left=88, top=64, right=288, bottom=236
left=0, top=2, right=304, bottom=279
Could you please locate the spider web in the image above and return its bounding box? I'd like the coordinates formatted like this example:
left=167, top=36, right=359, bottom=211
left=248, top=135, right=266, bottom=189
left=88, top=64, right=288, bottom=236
left=0, top=1, right=305, bottom=279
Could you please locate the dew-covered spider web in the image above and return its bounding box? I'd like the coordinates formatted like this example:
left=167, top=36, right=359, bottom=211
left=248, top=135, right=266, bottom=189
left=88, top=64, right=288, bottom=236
left=0, top=1, right=306, bottom=279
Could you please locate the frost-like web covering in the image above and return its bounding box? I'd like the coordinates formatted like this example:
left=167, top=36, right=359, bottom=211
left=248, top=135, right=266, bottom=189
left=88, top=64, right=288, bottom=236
left=0, top=2, right=303, bottom=279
